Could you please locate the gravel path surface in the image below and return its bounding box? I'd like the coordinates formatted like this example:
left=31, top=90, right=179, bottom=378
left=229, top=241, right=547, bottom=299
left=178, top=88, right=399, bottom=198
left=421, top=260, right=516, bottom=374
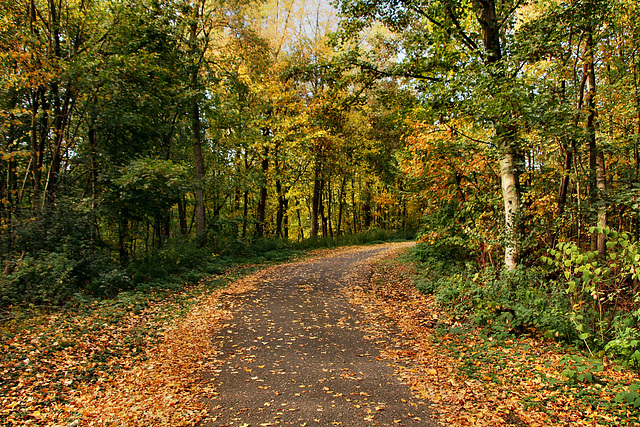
left=202, top=243, right=438, bottom=426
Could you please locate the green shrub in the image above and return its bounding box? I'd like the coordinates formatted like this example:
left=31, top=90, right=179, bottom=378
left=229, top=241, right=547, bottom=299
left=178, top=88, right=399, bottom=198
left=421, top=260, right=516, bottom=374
left=126, top=240, right=212, bottom=284
left=0, top=199, right=120, bottom=305
left=469, top=267, right=572, bottom=339
left=601, top=302, right=640, bottom=368
left=542, top=227, right=640, bottom=365
left=411, top=243, right=572, bottom=339
left=88, top=268, right=133, bottom=297
left=413, top=227, right=640, bottom=368
left=0, top=253, right=77, bottom=306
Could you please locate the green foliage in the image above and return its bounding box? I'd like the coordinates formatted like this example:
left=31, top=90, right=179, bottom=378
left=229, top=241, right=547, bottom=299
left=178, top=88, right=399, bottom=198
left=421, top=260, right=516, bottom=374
left=411, top=241, right=573, bottom=339
left=615, top=383, right=640, bottom=409
left=604, top=321, right=640, bottom=368
left=471, top=267, right=573, bottom=340
left=5, top=201, right=98, bottom=260
left=112, top=158, right=189, bottom=220
left=126, top=240, right=215, bottom=287
left=0, top=200, right=117, bottom=306
left=559, top=355, right=604, bottom=384
left=410, top=238, right=469, bottom=296
left=414, top=227, right=640, bottom=368
left=296, top=228, right=413, bottom=250
left=542, top=227, right=640, bottom=366
left=87, top=268, right=133, bottom=298
left=125, top=231, right=406, bottom=293
left=411, top=203, right=473, bottom=277
left=0, top=253, right=77, bottom=306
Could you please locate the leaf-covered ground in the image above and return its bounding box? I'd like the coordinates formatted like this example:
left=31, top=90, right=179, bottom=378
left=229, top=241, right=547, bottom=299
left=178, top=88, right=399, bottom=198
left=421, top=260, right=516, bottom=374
left=0, top=264, right=265, bottom=426
left=1, top=246, right=403, bottom=427
left=345, top=253, right=640, bottom=426
left=3, top=244, right=640, bottom=426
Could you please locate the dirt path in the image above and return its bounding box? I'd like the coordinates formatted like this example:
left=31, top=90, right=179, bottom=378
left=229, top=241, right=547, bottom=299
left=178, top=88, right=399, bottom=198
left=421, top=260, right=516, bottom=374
left=202, top=243, right=437, bottom=426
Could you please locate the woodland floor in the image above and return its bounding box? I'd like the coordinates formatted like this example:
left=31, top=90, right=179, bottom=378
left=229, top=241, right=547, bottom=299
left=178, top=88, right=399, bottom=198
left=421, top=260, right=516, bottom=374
left=2, top=243, right=640, bottom=426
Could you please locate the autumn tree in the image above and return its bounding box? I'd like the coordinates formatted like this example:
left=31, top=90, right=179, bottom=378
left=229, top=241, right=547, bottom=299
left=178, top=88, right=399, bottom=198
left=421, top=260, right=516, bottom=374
left=334, top=0, right=539, bottom=268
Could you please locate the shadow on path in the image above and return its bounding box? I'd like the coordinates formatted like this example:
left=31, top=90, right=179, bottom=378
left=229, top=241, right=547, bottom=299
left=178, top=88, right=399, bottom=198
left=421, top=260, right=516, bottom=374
left=202, top=244, right=438, bottom=426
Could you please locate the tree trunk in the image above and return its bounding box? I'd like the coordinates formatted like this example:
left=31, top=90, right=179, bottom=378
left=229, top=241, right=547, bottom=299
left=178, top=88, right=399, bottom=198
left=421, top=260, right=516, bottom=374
left=311, top=162, right=322, bottom=238
left=256, top=147, right=269, bottom=237
left=337, top=176, right=346, bottom=236
left=43, top=83, right=73, bottom=205
left=320, top=180, right=327, bottom=238
left=474, top=0, right=502, bottom=63
left=585, top=20, right=606, bottom=257
left=283, top=197, right=289, bottom=239
left=88, top=125, right=98, bottom=208
left=1, top=156, right=7, bottom=225
left=296, top=198, right=304, bottom=240
left=42, top=0, right=73, bottom=206
left=4, top=98, right=18, bottom=223
left=556, top=140, right=574, bottom=216
left=475, top=0, right=523, bottom=269
left=0, top=172, right=6, bottom=227
left=351, top=177, right=357, bottom=233
left=557, top=75, right=583, bottom=218
left=119, top=217, right=130, bottom=266
left=178, top=196, right=188, bottom=236
left=596, top=150, right=607, bottom=255
left=29, top=89, right=42, bottom=207
left=276, top=180, right=283, bottom=238
left=275, top=179, right=289, bottom=239
left=192, top=95, right=206, bottom=245
left=327, top=177, right=333, bottom=237
left=362, top=181, right=372, bottom=229
left=242, top=190, right=249, bottom=239
left=188, top=5, right=206, bottom=246
left=500, top=145, right=522, bottom=269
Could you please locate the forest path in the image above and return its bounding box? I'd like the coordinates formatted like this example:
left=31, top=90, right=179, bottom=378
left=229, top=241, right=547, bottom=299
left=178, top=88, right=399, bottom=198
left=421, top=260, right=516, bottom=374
left=201, top=242, right=438, bottom=426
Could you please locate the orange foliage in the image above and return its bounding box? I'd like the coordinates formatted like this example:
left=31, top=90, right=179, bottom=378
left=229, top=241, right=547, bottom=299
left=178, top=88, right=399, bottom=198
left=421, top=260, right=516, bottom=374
left=402, top=120, right=496, bottom=210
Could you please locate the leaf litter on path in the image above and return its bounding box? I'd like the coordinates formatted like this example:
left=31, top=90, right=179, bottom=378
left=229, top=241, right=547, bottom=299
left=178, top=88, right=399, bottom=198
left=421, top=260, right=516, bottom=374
left=343, top=250, right=640, bottom=427
left=7, top=243, right=636, bottom=426
left=1, top=245, right=420, bottom=426
left=1, top=265, right=269, bottom=426
left=201, top=243, right=437, bottom=426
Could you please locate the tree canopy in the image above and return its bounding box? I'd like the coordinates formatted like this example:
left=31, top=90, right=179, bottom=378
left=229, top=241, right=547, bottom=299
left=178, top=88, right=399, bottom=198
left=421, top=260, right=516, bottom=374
left=2, top=0, right=640, bottom=367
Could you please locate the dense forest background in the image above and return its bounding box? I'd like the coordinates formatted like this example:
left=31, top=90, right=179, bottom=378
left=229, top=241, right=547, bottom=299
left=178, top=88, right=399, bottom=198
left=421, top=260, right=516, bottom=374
left=1, top=0, right=420, bottom=303
left=2, top=0, right=640, bottom=364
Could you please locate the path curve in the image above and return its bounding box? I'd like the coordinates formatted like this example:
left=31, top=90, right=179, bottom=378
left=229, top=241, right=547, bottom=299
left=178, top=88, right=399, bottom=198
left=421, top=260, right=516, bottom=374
left=202, top=243, right=438, bottom=426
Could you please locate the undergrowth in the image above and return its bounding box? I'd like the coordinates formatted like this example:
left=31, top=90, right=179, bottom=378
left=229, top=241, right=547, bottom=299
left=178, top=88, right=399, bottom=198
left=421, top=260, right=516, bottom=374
left=408, top=236, right=640, bottom=423
left=0, top=227, right=411, bottom=312
left=409, top=232, right=640, bottom=369
left=0, top=263, right=259, bottom=424
left=362, top=246, right=638, bottom=425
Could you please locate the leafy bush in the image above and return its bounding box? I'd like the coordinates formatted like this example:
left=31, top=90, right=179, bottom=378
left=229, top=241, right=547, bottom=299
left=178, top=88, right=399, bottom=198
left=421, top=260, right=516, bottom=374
left=1, top=217, right=414, bottom=308
left=604, top=320, right=640, bottom=368
left=88, top=267, right=133, bottom=298
left=112, top=158, right=188, bottom=220
left=413, top=226, right=640, bottom=368
left=0, top=200, right=121, bottom=306
left=469, top=267, right=572, bottom=340
left=126, top=240, right=212, bottom=285
left=410, top=242, right=572, bottom=339
left=0, top=253, right=77, bottom=306
left=542, top=227, right=640, bottom=366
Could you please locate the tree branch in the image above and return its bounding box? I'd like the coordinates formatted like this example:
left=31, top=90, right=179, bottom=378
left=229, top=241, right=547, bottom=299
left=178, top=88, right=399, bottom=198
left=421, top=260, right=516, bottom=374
left=357, top=60, right=441, bottom=82
left=405, top=1, right=479, bottom=53
left=445, top=123, right=495, bottom=147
